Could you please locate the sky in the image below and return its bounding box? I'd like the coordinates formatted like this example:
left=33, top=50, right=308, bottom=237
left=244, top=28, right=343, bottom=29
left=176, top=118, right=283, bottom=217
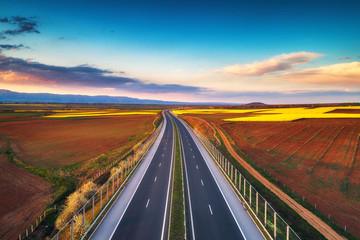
left=0, top=0, right=360, bottom=104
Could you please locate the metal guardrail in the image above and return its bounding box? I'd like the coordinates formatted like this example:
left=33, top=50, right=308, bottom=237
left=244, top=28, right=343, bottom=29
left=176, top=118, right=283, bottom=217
left=190, top=124, right=301, bottom=240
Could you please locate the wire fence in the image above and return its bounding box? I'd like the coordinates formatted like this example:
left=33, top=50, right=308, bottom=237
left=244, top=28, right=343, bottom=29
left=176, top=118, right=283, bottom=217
left=191, top=126, right=301, bottom=240
left=43, top=119, right=164, bottom=240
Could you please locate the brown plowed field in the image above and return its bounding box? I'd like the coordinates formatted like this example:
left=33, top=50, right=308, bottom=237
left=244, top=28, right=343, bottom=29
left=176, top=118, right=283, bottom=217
left=180, top=113, right=360, bottom=238
left=0, top=154, right=52, bottom=240
left=0, top=108, right=158, bottom=239
left=0, top=114, right=157, bottom=168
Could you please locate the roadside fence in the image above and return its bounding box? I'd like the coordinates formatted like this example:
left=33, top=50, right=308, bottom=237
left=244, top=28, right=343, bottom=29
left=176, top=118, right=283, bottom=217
left=46, top=119, right=163, bottom=240
left=190, top=124, right=301, bottom=240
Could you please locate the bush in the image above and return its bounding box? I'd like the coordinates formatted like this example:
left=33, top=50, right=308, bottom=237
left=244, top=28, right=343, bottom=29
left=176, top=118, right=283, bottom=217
left=55, top=181, right=97, bottom=230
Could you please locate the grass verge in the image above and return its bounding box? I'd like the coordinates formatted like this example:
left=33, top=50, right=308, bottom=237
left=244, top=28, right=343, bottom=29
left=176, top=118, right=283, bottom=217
left=169, top=119, right=186, bottom=240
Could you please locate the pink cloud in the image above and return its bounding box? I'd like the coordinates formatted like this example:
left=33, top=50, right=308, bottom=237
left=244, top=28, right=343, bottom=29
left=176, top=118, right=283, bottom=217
left=276, top=62, right=360, bottom=86
left=218, top=52, right=322, bottom=77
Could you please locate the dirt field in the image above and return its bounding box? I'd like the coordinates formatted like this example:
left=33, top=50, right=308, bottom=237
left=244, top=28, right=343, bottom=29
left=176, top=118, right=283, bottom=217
left=0, top=105, right=160, bottom=239
left=0, top=154, right=52, bottom=240
left=0, top=114, right=157, bottom=168
left=179, top=112, right=360, bottom=238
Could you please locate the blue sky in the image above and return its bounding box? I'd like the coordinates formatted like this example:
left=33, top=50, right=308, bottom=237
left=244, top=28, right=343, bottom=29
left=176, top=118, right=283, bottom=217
left=0, top=0, right=360, bottom=103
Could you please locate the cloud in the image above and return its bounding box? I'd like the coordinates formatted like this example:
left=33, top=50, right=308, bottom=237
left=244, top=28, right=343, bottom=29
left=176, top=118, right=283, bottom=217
left=0, top=44, right=26, bottom=53
left=338, top=57, right=351, bottom=60
left=218, top=52, right=322, bottom=77
left=276, top=62, right=360, bottom=86
left=0, top=55, right=203, bottom=94
left=0, top=16, right=40, bottom=39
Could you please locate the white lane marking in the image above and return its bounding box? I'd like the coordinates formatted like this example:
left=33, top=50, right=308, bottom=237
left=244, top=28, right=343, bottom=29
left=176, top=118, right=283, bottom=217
left=181, top=119, right=248, bottom=240
left=208, top=204, right=213, bottom=215
left=190, top=148, right=192, bottom=151
left=180, top=132, right=196, bottom=240
left=193, top=155, right=195, bottom=159
left=201, top=179, right=204, bottom=186
left=108, top=115, right=168, bottom=240
left=196, top=165, right=198, bottom=170
left=160, top=120, right=175, bottom=240
left=146, top=199, right=150, bottom=208
left=159, top=162, right=162, bottom=167
left=154, top=176, right=157, bottom=182
left=162, top=153, right=164, bottom=157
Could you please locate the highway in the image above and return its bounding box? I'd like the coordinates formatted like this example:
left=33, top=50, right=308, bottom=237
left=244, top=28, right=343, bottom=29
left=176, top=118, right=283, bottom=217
left=170, top=112, right=264, bottom=240
left=90, top=112, right=174, bottom=240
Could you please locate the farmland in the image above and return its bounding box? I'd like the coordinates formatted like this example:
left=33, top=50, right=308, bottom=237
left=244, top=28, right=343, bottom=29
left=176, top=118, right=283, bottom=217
left=0, top=104, right=162, bottom=239
left=174, top=106, right=360, bottom=238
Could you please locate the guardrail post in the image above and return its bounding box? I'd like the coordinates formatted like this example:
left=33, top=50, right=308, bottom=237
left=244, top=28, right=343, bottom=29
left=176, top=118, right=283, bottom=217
left=117, top=170, right=119, bottom=187
left=286, top=225, right=289, bottom=240
left=265, top=201, right=267, bottom=226
left=231, top=165, right=234, bottom=181
left=274, top=212, right=277, bottom=239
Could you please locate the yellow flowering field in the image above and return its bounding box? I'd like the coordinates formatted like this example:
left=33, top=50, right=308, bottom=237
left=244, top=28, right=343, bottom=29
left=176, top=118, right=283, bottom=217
left=173, top=106, right=360, bottom=121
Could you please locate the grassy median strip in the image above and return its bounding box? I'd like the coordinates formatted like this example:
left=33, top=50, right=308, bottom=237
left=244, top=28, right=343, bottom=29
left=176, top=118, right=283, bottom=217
left=169, top=122, right=186, bottom=240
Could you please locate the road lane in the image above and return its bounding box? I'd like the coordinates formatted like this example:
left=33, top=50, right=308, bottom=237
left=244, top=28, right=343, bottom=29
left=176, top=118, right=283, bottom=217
left=90, top=112, right=174, bottom=240
left=171, top=113, right=264, bottom=240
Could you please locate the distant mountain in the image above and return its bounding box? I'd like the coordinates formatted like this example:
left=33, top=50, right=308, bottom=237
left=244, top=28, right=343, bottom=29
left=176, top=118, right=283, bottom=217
left=246, top=102, right=266, bottom=105
left=0, top=89, right=180, bottom=105
left=0, top=89, right=240, bottom=105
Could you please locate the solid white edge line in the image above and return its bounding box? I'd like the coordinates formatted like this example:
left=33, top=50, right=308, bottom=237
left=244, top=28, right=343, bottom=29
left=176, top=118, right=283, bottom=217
left=108, top=116, right=168, bottom=240
left=146, top=199, right=150, bottom=208
left=180, top=127, right=196, bottom=240
left=177, top=116, right=248, bottom=240
left=161, top=114, right=175, bottom=240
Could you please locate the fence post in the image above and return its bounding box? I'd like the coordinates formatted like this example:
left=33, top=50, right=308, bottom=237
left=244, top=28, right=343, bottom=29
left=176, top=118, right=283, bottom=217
left=92, top=197, right=95, bottom=220
left=239, top=173, right=242, bottom=191
left=117, top=170, right=119, bottom=188
left=107, top=181, right=109, bottom=202
left=264, top=201, right=267, bottom=226
left=286, top=225, right=289, bottom=240
left=112, top=176, right=115, bottom=195
left=83, top=207, right=85, bottom=225
left=100, top=187, right=102, bottom=209
left=274, top=212, right=277, bottom=239
left=70, top=218, right=74, bottom=240
left=19, top=234, right=21, bottom=240
left=231, top=165, right=234, bottom=181
left=249, top=185, right=252, bottom=205
left=256, top=192, right=258, bottom=214
left=26, top=229, right=28, bottom=238
left=244, top=179, right=246, bottom=197
left=235, top=170, right=237, bottom=186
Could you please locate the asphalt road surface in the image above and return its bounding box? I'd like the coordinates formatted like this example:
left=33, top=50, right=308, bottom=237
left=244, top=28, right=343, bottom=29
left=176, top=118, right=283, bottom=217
left=90, top=112, right=174, bottom=240
left=171, top=112, right=264, bottom=240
